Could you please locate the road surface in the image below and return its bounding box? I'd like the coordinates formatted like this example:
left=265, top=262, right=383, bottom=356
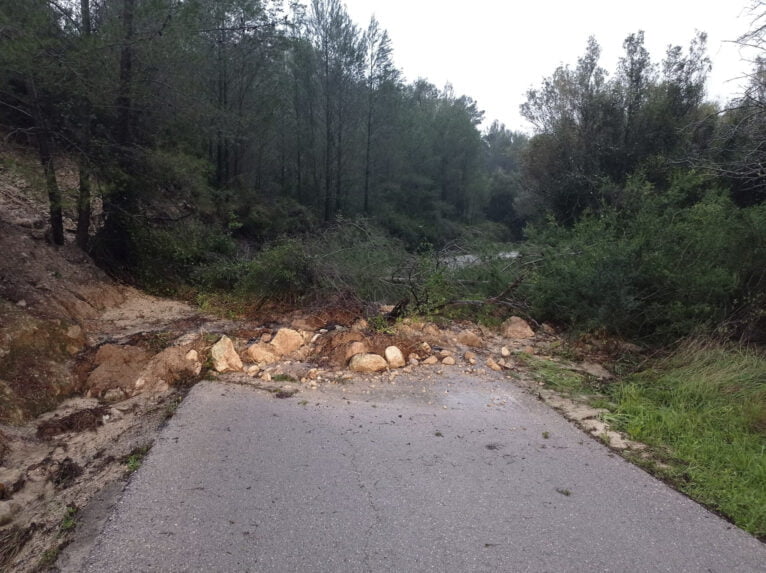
left=80, top=371, right=766, bottom=572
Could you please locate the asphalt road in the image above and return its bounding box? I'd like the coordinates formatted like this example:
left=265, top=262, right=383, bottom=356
left=82, top=372, right=766, bottom=572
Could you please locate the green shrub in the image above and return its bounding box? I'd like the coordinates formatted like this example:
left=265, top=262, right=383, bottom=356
left=307, top=219, right=409, bottom=302
left=235, top=239, right=316, bottom=301
left=522, top=174, right=766, bottom=341
left=130, top=219, right=236, bottom=292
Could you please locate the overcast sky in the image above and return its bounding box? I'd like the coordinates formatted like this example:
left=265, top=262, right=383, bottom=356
left=342, top=0, right=758, bottom=131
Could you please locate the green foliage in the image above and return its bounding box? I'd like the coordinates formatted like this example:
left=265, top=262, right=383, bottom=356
left=59, top=506, right=78, bottom=534
left=607, top=342, right=766, bottom=538
left=130, top=219, right=236, bottom=292
left=523, top=175, right=766, bottom=340
left=125, top=444, right=151, bottom=474
left=306, top=220, right=409, bottom=302
left=235, top=239, right=316, bottom=301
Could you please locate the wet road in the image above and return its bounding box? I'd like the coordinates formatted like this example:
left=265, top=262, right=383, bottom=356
left=82, top=372, right=766, bottom=572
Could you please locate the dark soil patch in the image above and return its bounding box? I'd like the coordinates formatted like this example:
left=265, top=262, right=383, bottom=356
left=36, top=406, right=109, bottom=440
left=232, top=326, right=272, bottom=342
left=71, top=348, right=98, bottom=391
left=51, top=458, right=83, bottom=489
left=365, top=333, right=421, bottom=360
left=274, top=390, right=296, bottom=399
left=0, top=524, right=36, bottom=569
left=0, top=430, right=7, bottom=464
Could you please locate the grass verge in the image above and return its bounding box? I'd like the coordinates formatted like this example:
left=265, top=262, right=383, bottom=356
left=605, top=342, right=766, bottom=539
left=523, top=339, right=765, bottom=539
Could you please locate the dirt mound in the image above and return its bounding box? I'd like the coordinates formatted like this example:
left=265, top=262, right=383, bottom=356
left=0, top=301, right=85, bottom=424
left=310, top=326, right=424, bottom=368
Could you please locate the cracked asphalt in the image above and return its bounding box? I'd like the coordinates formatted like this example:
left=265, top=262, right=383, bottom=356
left=82, top=372, right=766, bottom=572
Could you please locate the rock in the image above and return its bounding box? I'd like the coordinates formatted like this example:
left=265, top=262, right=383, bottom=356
left=408, top=352, right=420, bottom=362
left=244, top=343, right=279, bottom=365
left=620, top=342, right=643, bottom=353
left=501, top=346, right=511, bottom=357
left=185, top=349, right=199, bottom=362
left=457, top=329, right=482, bottom=347
left=384, top=346, right=406, bottom=368
left=246, top=365, right=261, bottom=377
left=423, top=356, right=439, bottom=365
left=438, top=349, right=453, bottom=357
left=102, top=388, right=127, bottom=403
left=211, top=336, right=243, bottom=373
left=541, top=322, right=556, bottom=335
left=313, top=330, right=367, bottom=367
left=261, top=332, right=273, bottom=343
left=345, top=341, right=369, bottom=362
left=134, top=346, right=204, bottom=393
left=349, top=353, right=388, bottom=373
left=464, top=351, right=477, bottom=361
left=260, top=372, right=272, bottom=382
left=64, top=324, right=86, bottom=355
left=86, top=345, right=151, bottom=398
left=270, top=328, right=304, bottom=356
left=502, top=316, right=535, bottom=339
left=422, top=324, right=442, bottom=338
left=0, top=500, right=21, bottom=527
left=420, top=342, right=432, bottom=354
left=307, top=368, right=319, bottom=380
left=486, top=358, right=502, bottom=372
left=442, top=356, right=456, bottom=366
left=351, top=318, right=369, bottom=331
left=579, top=361, right=613, bottom=380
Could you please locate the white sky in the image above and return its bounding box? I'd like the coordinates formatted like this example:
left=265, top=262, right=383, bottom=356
left=342, top=0, right=759, bottom=131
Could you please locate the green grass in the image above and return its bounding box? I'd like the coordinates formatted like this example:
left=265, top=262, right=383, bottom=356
left=59, top=506, right=78, bottom=534
left=606, top=342, right=766, bottom=539
left=124, top=444, right=152, bottom=474
left=516, top=353, right=589, bottom=393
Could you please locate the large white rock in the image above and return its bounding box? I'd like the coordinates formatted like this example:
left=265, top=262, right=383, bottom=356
left=384, top=346, right=406, bottom=368
left=349, top=353, right=388, bottom=373
left=211, top=335, right=243, bottom=373
left=244, top=343, right=279, bottom=365
left=502, top=316, right=535, bottom=339
left=345, top=341, right=369, bottom=362
left=457, top=329, right=482, bottom=347
left=270, top=328, right=304, bottom=356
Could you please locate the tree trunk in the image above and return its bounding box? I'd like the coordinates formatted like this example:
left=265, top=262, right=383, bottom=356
left=363, top=91, right=373, bottom=214
left=76, top=160, right=92, bottom=249
left=335, top=90, right=343, bottom=215
left=27, top=77, right=64, bottom=245
left=116, top=0, right=135, bottom=151
left=323, top=52, right=333, bottom=221
left=76, top=0, right=92, bottom=250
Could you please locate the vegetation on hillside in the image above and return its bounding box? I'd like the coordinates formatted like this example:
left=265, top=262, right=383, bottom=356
left=1, top=0, right=763, bottom=344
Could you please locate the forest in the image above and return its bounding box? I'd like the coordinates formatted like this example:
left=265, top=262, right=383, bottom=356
left=1, top=0, right=765, bottom=345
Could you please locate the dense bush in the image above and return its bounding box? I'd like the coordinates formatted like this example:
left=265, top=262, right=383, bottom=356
left=129, top=219, right=237, bottom=291
left=522, top=174, right=766, bottom=341
left=191, top=219, right=411, bottom=303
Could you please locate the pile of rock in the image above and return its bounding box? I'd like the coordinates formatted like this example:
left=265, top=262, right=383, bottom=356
left=207, top=315, right=543, bottom=383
